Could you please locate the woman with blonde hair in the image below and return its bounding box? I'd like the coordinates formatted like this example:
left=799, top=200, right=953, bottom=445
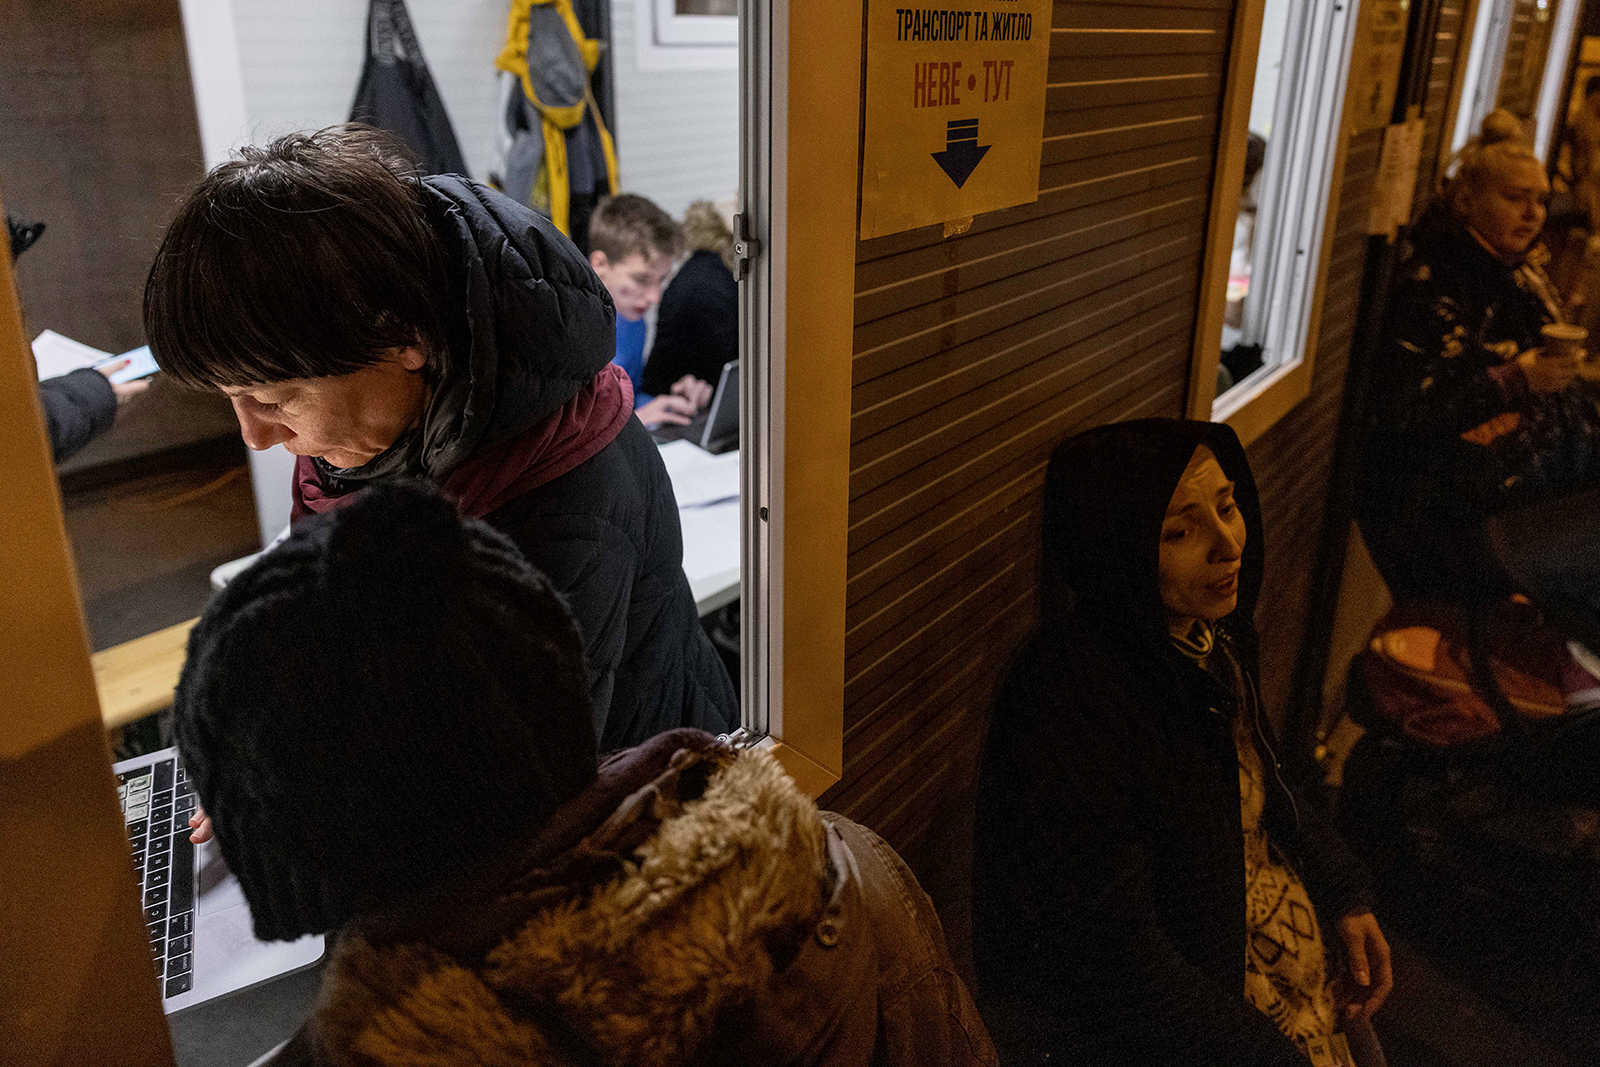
left=1359, top=109, right=1600, bottom=606
left=642, top=200, right=740, bottom=395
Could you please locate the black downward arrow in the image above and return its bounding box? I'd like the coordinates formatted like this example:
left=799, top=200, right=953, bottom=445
left=932, top=119, right=990, bottom=189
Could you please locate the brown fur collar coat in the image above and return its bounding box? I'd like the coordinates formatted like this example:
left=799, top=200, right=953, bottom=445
left=271, top=729, right=994, bottom=1067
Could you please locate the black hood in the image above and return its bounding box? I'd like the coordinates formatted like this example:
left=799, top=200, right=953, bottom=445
left=321, top=175, right=616, bottom=484
left=1038, top=418, right=1263, bottom=654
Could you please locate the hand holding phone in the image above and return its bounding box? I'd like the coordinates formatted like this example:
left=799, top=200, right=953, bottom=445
left=94, top=345, right=159, bottom=385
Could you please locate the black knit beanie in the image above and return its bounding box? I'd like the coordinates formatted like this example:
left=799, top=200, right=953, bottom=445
left=172, top=481, right=599, bottom=941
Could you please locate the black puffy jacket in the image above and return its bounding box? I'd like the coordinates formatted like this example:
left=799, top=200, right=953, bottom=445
left=39, top=366, right=117, bottom=461
left=312, top=177, right=737, bottom=749
left=641, top=249, right=738, bottom=395
left=972, top=419, right=1372, bottom=1067
left=1360, top=206, right=1600, bottom=601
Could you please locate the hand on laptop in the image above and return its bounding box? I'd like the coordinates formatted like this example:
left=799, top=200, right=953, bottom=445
left=189, top=807, right=214, bottom=844
left=669, top=374, right=713, bottom=411
left=636, top=393, right=698, bottom=428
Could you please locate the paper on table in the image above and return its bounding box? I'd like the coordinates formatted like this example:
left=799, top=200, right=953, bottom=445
left=656, top=439, right=718, bottom=478
left=659, top=442, right=741, bottom=508
left=678, top=499, right=741, bottom=608
left=31, top=329, right=112, bottom=381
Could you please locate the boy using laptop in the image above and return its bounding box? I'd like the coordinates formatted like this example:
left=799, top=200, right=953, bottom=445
left=587, top=194, right=715, bottom=428
left=172, top=482, right=995, bottom=1067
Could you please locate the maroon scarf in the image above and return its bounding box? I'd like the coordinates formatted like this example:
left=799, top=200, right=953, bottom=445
left=292, top=363, right=634, bottom=521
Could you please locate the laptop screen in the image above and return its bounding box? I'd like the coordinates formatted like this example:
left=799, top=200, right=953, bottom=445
left=699, top=360, right=739, bottom=453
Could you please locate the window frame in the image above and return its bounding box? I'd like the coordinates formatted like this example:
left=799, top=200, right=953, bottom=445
left=655, top=0, right=739, bottom=44
left=1533, top=0, right=1582, bottom=158
left=1188, top=0, right=1361, bottom=446
left=637, top=0, right=739, bottom=71
left=737, top=0, right=852, bottom=798
left=1450, top=0, right=1516, bottom=155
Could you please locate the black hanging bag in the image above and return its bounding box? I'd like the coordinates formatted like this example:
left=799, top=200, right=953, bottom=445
left=349, top=0, right=469, bottom=176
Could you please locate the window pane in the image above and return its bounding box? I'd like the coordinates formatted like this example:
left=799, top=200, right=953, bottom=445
left=676, top=0, right=738, bottom=15
left=1219, top=0, right=1296, bottom=396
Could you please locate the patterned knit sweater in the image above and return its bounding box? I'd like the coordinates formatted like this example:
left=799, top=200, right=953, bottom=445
left=1177, top=622, right=1349, bottom=1066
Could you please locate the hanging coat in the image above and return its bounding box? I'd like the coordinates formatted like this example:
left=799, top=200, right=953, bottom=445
left=349, top=0, right=470, bottom=177
left=493, top=0, right=620, bottom=240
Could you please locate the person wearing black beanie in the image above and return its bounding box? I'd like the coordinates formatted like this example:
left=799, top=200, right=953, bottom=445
left=174, top=480, right=598, bottom=939
left=172, top=482, right=994, bottom=1067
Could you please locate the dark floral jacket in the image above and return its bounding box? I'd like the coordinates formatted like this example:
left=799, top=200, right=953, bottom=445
left=1360, top=206, right=1600, bottom=599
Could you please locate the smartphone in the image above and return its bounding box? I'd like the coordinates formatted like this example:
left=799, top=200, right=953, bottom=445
left=95, top=345, right=160, bottom=385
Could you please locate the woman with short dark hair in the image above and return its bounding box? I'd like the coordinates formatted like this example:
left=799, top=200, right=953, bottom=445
left=144, top=124, right=737, bottom=750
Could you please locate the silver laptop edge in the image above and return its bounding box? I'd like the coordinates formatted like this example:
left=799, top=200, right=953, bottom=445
left=113, top=746, right=323, bottom=1015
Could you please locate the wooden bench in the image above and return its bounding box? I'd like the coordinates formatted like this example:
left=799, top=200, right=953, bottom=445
left=93, top=618, right=196, bottom=730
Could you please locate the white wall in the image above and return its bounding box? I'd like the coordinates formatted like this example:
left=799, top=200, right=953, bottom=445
left=230, top=0, right=507, bottom=180
left=610, top=0, right=739, bottom=215
left=225, top=0, right=741, bottom=212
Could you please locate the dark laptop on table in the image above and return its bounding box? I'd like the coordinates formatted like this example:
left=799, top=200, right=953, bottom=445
left=651, top=359, right=739, bottom=455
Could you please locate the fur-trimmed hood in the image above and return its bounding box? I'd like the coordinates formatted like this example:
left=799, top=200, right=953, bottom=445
left=278, top=731, right=837, bottom=1067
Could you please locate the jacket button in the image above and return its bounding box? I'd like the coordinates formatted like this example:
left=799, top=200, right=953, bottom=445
left=816, top=920, right=840, bottom=947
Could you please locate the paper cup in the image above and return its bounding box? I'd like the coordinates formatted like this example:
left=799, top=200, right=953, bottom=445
left=1541, top=323, right=1587, bottom=362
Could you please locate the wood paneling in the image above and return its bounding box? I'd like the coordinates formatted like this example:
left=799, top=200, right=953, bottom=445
left=822, top=1, right=1454, bottom=859
left=1415, top=0, right=1469, bottom=212
left=0, top=197, right=176, bottom=1066
left=828, top=2, right=1237, bottom=831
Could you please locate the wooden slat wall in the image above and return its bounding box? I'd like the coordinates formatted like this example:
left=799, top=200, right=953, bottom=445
left=823, top=0, right=1472, bottom=859
left=824, top=0, right=1235, bottom=854
left=1497, top=0, right=1556, bottom=121
left=1415, top=0, right=1470, bottom=214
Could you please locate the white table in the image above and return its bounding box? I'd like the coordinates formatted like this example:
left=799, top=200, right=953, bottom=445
left=655, top=440, right=741, bottom=615
left=210, top=442, right=742, bottom=616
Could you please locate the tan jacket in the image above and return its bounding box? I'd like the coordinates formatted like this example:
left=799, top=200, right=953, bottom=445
left=272, top=731, right=995, bottom=1067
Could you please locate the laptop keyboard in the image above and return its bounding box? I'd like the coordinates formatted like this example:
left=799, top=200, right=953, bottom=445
left=118, top=756, right=197, bottom=998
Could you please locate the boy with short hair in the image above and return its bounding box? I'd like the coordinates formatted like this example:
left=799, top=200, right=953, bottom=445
left=587, top=194, right=713, bottom=427
left=174, top=482, right=996, bottom=1067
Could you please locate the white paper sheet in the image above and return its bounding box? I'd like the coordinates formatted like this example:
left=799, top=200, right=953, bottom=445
left=656, top=438, right=718, bottom=477
left=678, top=500, right=742, bottom=611
left=106, top=345, right=159, bottom=384
left=31, top=329, right=112, bottom=381
left=658, top=441, right=741, bottom=508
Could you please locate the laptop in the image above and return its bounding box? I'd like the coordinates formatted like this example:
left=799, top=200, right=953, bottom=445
left=651, top=360, right=739, bottom=455
left=114, top=746, right=324, bottom=1014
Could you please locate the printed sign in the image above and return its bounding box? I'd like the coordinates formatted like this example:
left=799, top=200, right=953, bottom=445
left=1344, top=0, right=1409, bottom=134
left=859, top=1, right=1054, bottom=239
left=1367, top=117, right=1425, bottom=239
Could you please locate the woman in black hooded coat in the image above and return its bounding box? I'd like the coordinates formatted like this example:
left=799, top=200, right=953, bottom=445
left=972, top=419, right=1390, bottom=1066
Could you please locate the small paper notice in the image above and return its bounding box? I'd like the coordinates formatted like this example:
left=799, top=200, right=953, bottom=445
left=1367, top=118, right=1426, bottom=240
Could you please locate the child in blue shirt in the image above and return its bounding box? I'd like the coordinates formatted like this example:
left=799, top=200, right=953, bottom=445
left=587, top=195, right=712, bottom=426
